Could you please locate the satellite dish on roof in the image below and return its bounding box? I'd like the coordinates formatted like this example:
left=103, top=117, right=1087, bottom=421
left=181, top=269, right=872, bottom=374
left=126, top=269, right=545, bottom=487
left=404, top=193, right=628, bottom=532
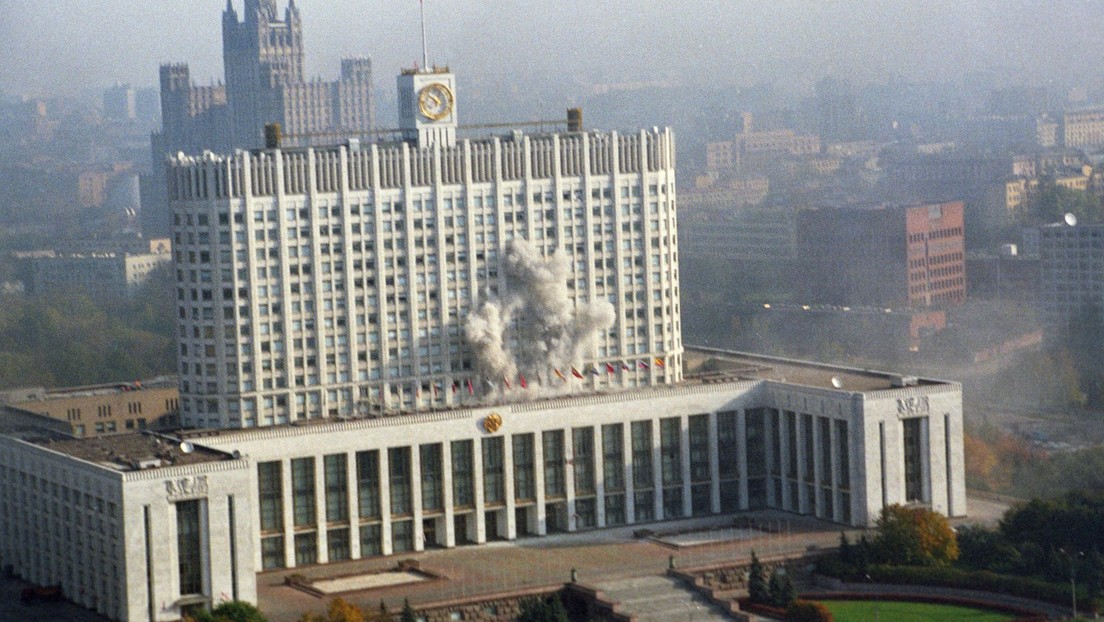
left=179, top=441, right=195, bottom=454
left=831, top=376, right=843, bottom=389
left=1065, top=213, right=1078, bottom=226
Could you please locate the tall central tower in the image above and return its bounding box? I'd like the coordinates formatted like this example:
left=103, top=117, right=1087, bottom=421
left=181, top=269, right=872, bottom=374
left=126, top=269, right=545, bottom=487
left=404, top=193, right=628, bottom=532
left=222, top=0, right=305, bottom=147
left=397, top=67, right=457, bottom=148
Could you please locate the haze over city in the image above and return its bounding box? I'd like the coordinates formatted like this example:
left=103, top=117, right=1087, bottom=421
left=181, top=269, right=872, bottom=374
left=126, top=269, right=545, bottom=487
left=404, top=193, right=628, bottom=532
left=6, top=1, right=1104, bottom=621
left=3, top=0, right=1104, bottom=100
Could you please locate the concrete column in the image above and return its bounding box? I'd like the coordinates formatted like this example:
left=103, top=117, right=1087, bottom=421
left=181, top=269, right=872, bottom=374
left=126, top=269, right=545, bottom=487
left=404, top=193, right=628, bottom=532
left=737, top=409, right=749, bottom=510
left=441, top=441, right=455, bottom=547
left=564, top=428, right=577, bottom=532
left=680, top=415, right=692, bottom=518
left=280, top=458, right=294, bottom=568
left=708, top=412, right=721, bottom=514
left=534, top=431, right=547, bottom=536
left=829, top=418, right=840, bottom=523
left=347, top=451, right=361, bottom=559
left=623, top=422, right=636, bottom=524
left=314, top=455, right=328, bottom=563
left=594, top=425, right=606, bottom=527
left=473, top=438, right=486, bottom=544
left=378, top=448, right=392, bottom=556
left=503, top=434, right=516, bottom=540
left=411, top=445, right=424, bottom=552
left=920, top=416, right=932, bottom=505
left=764, top=412, right=776, bottom=507
left=813, top=417, right=825, bottom=519
left=650, top=418, right=663, bottom=520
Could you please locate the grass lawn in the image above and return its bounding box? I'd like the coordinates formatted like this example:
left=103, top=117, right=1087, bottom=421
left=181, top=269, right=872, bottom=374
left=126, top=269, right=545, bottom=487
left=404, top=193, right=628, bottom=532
left=821, top=599, right=1015, bottom=622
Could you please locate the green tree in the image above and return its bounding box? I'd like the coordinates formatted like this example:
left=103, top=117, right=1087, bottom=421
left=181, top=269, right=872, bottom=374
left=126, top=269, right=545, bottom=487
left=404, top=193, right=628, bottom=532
left=517, top=595, right=568, bottom=622
left=768, top=568, right=797, bottom=608
left=873, top=504, right=958, bottom=566
left=748, top=551, right=769, bottom=604
left=400, top=598, right=417, bottom=622
left=191, top=601, right=269, bottom=622
left=1020, top=176, right=1101, bottom=226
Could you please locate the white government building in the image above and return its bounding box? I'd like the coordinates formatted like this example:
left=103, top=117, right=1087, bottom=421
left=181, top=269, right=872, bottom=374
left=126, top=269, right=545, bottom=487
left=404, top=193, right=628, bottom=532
left=0, top=62, right=966, bottom=622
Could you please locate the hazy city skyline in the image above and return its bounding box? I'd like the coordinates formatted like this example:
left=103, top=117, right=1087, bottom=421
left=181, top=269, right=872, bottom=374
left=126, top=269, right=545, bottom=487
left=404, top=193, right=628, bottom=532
left=2, top=0, right=1103, bottom=101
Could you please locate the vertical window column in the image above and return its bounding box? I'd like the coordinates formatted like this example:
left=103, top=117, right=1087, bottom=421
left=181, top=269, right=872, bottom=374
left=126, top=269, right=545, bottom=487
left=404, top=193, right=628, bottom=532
left=688, top=414, right=710, bottom=516
left=708, top=412, right=721, bottom=514
left=345, top=451, right=361, bottom=560
left=290, top=457, right=318, bottom=567
left=630, top=420, right=655, bottom=523
left=257, top=461, right=285, bottom=570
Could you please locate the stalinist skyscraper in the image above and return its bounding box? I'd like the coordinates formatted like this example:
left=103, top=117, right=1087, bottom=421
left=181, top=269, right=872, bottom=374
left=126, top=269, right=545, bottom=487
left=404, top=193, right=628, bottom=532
left=143, top=0, right=375, bottom=235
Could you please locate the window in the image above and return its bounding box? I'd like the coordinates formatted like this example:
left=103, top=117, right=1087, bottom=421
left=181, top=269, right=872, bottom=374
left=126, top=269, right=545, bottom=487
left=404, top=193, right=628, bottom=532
left=258, top=461, right=283, bottom=532
left=176, top=500, right=203, bottom=594
left=660, top=418, right=682, bottom=486
left=356, top=450, right=380, bottom=519
left=572, top=427, right=595, bottom=495
left=261, top=536, right=285, bottom=569
left=512, top=434, right=535, bottom=501
left=631, top=421, right=654, bottom=489
left=421, top=444, right=443, bottom=512
left=451, top=440, right=474, bottom=507
left=294, top=532, right=317, bottom=566
left=482, top=436, right=505, bottom=505
left=542, top=431, right=565, bottom=498
left=324, top=454, right=349, bottom=522
left=328, top=528, right=350, bottom=562
left=291, top=457, right=316, bottom=527
left=389, top=447, right=412, bottom=516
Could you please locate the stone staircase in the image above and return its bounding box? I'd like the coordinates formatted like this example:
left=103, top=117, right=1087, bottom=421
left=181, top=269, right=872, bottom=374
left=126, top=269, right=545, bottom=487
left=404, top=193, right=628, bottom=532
left=596, top=575, right=734, bottom=621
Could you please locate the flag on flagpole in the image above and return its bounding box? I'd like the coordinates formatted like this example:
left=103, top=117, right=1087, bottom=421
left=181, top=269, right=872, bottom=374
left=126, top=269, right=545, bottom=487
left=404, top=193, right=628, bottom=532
left=502, top=374, right=512, bottom=390
left=638, top=360, right=650, bottom=369
left=606, top=362, right=616, bottom=375
left=519, top=374, right=528, bottom=389
left=590, top=365, right=601, bottom=376
left=452, top=381, right=459, bottom=394
left=554, top=368, right=566, bottom=382
left=467, top=378, right=474, bottom=395
left=571, top=366, right=584, bottom=379
left=621, top=362, right=632, bottom=371
left=654, top=357, right=665, bottom=368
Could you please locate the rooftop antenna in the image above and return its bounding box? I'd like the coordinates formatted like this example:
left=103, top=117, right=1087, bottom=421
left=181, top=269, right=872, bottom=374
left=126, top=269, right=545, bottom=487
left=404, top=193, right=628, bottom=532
left=420, top=0, right=429, bottom=70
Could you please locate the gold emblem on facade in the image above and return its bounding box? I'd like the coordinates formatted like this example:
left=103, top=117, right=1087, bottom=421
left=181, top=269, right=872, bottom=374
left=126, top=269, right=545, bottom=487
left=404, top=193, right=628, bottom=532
left=483, top=412, right=502, bottom=433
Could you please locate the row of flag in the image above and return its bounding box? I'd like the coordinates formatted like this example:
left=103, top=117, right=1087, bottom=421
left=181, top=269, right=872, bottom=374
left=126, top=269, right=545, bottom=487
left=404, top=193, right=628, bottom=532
left=376, top=358, right=668, bottom=400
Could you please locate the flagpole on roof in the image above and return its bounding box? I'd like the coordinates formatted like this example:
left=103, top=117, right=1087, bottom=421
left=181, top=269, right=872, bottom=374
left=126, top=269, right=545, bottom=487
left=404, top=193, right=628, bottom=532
left=420, top=0, right=429, bottom=70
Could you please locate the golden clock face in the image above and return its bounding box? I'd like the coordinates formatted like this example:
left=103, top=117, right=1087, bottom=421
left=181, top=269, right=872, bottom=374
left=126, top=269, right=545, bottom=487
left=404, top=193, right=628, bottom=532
left=417, top=82, right=454, bottom=121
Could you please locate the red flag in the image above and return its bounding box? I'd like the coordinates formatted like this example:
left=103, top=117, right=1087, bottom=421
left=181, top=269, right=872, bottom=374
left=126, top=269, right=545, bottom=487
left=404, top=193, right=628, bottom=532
left=571, top=366, right=584, bottom=379
left=452, top=381, right=459, bottom=394
left=606, top=362, right=616, bottom=375
left=519, top=374, right=528, bottom=389
left=432, top=384, right=439, bottom=398
left=467, top=378, right=474, bottom=395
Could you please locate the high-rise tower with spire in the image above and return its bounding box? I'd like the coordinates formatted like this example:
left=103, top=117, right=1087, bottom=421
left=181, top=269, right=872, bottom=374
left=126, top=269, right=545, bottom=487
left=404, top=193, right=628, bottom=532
left=143, top=0, right=375, bottom=235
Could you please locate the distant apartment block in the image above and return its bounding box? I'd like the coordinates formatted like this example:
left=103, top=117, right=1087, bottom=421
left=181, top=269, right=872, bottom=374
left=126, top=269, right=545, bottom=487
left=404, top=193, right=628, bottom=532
left=1038, top=221, right=1104, bottom=343
left=0, top=380, right=179, bottom=437
left=16, top=238, right=171, bottom=298
left=706, top=112, right=820, bottom=172
left=796, top=201, right=967, bottom=308
left=1063, top=108, right=1104, bottom=149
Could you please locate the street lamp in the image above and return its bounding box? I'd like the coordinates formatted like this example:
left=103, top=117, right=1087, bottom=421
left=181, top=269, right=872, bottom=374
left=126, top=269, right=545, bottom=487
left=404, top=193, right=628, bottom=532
left=1060, top=548, right=1084, bottom=619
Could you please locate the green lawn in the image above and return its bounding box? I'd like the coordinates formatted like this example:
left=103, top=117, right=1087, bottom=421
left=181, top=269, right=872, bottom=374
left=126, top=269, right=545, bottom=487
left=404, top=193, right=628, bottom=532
left=821, top=599, right=1015, bottom=622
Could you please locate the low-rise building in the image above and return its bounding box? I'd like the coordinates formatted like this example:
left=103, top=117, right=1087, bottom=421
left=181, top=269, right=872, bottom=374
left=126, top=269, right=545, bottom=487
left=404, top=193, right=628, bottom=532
left=1, top=380, right=179, bottom=437
left=0, top=348, right=967, bottom=621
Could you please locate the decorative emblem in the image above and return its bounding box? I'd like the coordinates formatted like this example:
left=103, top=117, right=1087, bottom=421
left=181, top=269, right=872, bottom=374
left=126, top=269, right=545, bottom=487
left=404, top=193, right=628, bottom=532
left=417, top=82, right=454, bottom=121
left=165, top=476, right=209, bottom=500
left=896, top=396, right=930, bottom=418
left=483, top=412, right=502, bottom=434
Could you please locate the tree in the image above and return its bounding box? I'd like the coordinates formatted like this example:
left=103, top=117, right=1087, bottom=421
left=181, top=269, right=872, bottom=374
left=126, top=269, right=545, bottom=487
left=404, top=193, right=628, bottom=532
left=785, top=600, right=834, bottom=622
left=748, top=550, right=769, bottom=604
left=874, top=504, right=958, bottom=566
left=517, top=595, right=568, bottom=622
left=191, top=601, right=269, bottom=622
left=768, top=568, right=797, bottom=608
left=400, top=599, right=417, bottom=622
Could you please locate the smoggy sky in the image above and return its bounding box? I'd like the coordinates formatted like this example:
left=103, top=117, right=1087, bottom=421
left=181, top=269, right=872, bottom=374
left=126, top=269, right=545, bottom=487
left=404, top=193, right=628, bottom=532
left=1, top=0, right=1102, bottom=99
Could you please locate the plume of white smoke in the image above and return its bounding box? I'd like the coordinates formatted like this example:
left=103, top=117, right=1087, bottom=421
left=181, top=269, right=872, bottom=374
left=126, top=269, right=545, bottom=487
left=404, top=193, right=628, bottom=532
left=463, top=239, right=616, bottom=396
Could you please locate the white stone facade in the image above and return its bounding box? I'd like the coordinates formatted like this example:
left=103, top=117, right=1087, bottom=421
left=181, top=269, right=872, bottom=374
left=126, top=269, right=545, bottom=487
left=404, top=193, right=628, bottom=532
left=184, top=358, right=965, bottom=572
left=168, top=129, right=682, bottom=429
left=0, top=435, right=255, bottom=622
